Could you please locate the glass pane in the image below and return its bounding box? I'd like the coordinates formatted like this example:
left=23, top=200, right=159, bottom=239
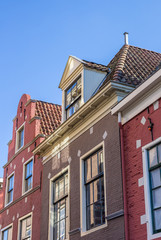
left=60, top=206, right=65, bottom=220
left=71, top=83, right=77, bottom=101
left=8, top=190, right=13, bottom=203
left=59, top=179, right=64, bottom=199
left=87, top=183, right=93, bottom=205
left=55, top=182, right=59, bottom=201
left=73, top=100, right=80, bottom=112
left=151, top=168, right=161, bottom=189
left=26, top=177, right=32, bottom=191
left=154, top=209, right=161, bottom=231
left=77, top=78, right=81, bottom=95
left=8, top=175, right=14, bottom=191
left=101, top=200, right=105, bottom=224
left=99, top=150, right=103, bottom=173
left=94, top=201, right=102, bottom=226
left=85, top=158, right=91, bottom=181
left=152, top=188, right=161, bottom=209
left=92, top=153, right=98, bottom=178
left=66, top=89, right=71, bottom=107
left=94, top=179, right=101, bottom=202
left=60, top=219, right=65, bottom=239
left=101, top=177, right=104, bottom=200
left=158, top=144, right=161, bottom=163
left=3, top=229, right=8, bottom=240
left=8, top=227, right=12, bottom=240
left=149, top=147, right=158, bottom=167
left=89, top=204, right=94, bottom=229
left=65, top=174, right=68, bottom=195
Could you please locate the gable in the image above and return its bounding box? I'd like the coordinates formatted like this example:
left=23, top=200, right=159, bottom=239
left=59, top=56, right=82, bottom=89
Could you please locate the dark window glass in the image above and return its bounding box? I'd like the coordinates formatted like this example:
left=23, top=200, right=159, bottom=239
left=65, top=76, right=81, bottom=118
left=148, top=144, right=161, bottom=233
left=25, top=160, right=33, bottom=192
left=7, top=175, right=14, bottom=204
left=85, top=148, right=105, bottom=230
left=53, top=173, right=68, bottom=240
left=2, top=227, right=12, bottom=240
left=18, top=127, right=24, bottom=149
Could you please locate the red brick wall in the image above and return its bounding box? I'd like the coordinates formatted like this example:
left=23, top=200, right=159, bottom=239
left=123, top=98, right=161, bottom=240
left=0, top=94, right=44, bottom=240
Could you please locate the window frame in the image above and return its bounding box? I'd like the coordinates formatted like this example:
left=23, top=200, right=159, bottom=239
left=142, top=136, right=161, bottom=239
left=15, top=123, right=25, bottom=153
left=80, top=142, right=107, bottom=236
left=5, top=172, right=14, bottom=206
left=22, top=158, right=33, bottom=195
left=65, top=75, right=82, bottom=119
left=0, top=223, right=13, bottom=240
left=48, top=167, right=69, bottom=240
left=17, top=212, right=32, bottom=240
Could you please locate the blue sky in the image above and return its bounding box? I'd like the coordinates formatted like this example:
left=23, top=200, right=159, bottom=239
left=0, top=0, right=161, bottom=177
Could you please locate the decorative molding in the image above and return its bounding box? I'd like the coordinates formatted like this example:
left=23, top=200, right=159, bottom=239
left=106, top=209, right=124, bottom=220
left=69, top=228, right=80, bottom=236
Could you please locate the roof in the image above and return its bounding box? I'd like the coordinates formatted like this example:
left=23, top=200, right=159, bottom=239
left=35, top=101, right=62, bottom=136
left=99, top=44, right=161, bottom=90
left=82, top=59, right=110, bottom=72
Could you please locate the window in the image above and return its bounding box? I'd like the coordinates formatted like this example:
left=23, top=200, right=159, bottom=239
left=84, top=148, right=105, bottom=230
left=19, top=215, right=32, bottom=240
left=7, top=174, right=14, bottom=204
left=16, top=125, right=24, bottom=151
left=53, top=172, right=68, bottom=240
left=65, top=76, right=81, bottom=118
left=1, top=226, right=12, bottom=240
left=148, top=143, right=161, bottom=233
left=23, top=160, right=33, bottom=193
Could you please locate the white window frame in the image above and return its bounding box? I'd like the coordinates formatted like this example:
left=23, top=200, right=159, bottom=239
left=142, top=136, right=161, bottom=240
left=80, top=141, right=107, bottom=236
left=5, top=172, right=14, bottom=207
left=0, top=223, right=13, bottom=240
left=22, top=157, right=33, bottom=195
left=15, top=123, right=25, bottom=153
left=17, top=212, right=32, bottom=240
left=48, top=166, right=70, bottom=240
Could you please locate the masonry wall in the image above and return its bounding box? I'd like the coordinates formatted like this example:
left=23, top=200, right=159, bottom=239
left=0, top=94, right=44, bottom=240
left=123, top=98, right=161, bottom=240
left=41, top=113, right=125, bottom=240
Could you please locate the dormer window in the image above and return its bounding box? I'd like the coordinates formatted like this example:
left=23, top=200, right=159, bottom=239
left=65, top=75, right=81, bottom=118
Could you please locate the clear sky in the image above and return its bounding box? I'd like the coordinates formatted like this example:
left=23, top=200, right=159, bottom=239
left=0, top=0, right=161, bottom=177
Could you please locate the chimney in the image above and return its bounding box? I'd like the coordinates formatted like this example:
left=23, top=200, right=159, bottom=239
left=123, top=32, right=129, bottom=45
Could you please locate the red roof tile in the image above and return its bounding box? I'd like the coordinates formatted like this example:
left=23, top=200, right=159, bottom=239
left=35, top=101, right=62, bottom=136
left=100, top=45, right=161, bottom=89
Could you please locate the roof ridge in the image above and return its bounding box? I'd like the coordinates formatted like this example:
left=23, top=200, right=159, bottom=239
left=112, top=44, right=129, bottom=81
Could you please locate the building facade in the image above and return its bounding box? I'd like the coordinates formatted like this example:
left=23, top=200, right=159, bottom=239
left=112, top=66, right=161, bottom=240
left=0, top=94, right=61, bottom=240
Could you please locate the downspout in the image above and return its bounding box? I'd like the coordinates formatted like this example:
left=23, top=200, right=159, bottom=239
left=118, top=112, right=129, bottom=240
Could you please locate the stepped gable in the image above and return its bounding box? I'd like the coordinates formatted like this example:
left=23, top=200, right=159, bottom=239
left=35, top=100, right=62, bottom=136
left=100, top=45, right=161, bottom=90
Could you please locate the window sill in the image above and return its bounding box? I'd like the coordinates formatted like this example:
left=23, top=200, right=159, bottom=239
left=15, top=144, right=24, bottom=154
left=81, top=222, right=107, bottom=237
left=22, top=187, right=33, bottom=196
left=5, top=200, right=13, bottom=208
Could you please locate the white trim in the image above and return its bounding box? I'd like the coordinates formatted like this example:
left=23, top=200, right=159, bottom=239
left=15, top=122, right=25, bottom=153
left=142, top=137, right=161, bottom=239
left=22, top=157, right=34, bottom=196
left=80, top=142, right=107, bottom=236
left=48, top=166, right=70, bottom=240
left=5, top=171, right=15, bottom=207
left=17, top=212, right=33, bottom=240
left=0, top=223, right=13, bottom=240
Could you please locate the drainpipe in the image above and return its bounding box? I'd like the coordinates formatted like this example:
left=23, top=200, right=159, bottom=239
left=118, top=112, right=129, bottom=240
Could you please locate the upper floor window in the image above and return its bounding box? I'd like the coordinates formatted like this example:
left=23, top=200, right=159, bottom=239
left=16, top=124, right=24, bottom=152
left=53, top=172, right=68, bottom=240
left=23, top=159, right=33, bottom=194
left=1, top=225, right=12, bottom=240
left=65, top=76, right=81, bottom=119
left=148, top=143, right=161, bottom=233
left=6, top=173, right=14, bottom=205
left=19, top=215, right=32, bottom=240
left=84, top=148, right=105, bottom=230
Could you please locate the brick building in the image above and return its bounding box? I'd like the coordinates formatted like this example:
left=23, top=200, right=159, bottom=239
left=34, top=36, right=161, bottom=240
left=112, top=65, right=161, bottom=239
left=0, top=94, right=61, bottom=240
